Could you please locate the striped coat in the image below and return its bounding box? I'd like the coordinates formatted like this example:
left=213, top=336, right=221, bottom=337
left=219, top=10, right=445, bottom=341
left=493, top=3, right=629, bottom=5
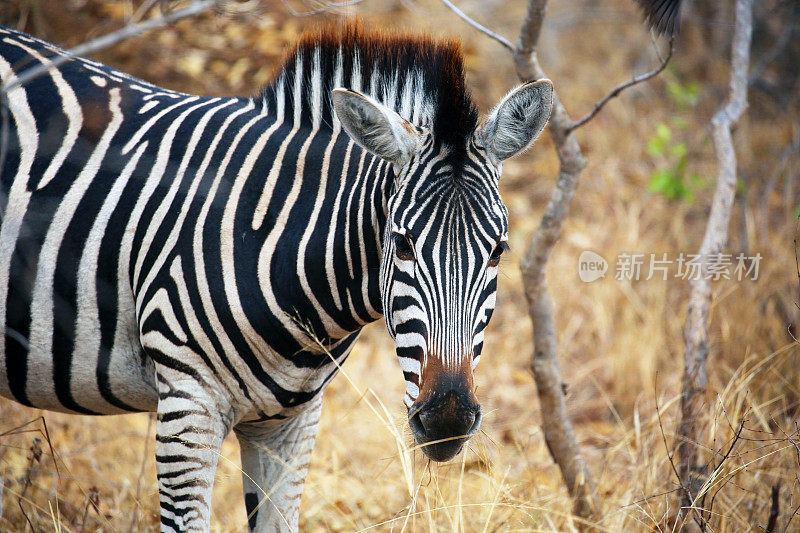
left=0, top=24, right=555, bottom=531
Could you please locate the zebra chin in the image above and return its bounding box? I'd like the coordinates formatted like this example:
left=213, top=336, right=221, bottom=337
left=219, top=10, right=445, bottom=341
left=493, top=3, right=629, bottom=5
left=406, top=360, right=482, bottom=462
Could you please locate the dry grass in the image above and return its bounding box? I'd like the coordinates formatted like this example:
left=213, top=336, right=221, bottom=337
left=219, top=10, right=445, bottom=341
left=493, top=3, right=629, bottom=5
left=1, top=0, right=799, bottom=531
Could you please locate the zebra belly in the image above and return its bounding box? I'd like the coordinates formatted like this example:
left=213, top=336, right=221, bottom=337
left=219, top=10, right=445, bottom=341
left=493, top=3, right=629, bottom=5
left=0, top=328, right=158, bottom=415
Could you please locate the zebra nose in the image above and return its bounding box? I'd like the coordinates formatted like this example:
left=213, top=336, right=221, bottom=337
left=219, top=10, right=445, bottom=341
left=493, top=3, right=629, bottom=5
left=408, top=390, right=482, bottom=462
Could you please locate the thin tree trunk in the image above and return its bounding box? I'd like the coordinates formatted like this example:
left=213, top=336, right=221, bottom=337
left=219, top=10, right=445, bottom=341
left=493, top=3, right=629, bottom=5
left=514, top=0, right=598, bottom=520
left=441, top=0, right=673, bottom=520
left=678, top=0, right=753, bottom=522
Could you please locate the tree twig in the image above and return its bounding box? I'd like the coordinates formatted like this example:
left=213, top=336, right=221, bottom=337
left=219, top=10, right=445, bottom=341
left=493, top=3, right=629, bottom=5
left=437, top=0, right=514, bottom=52
left=567, top=36, right=675, bottom=133
left=512, top=0, right=599, bottom=520
left=441, top=0, right=599, bottom=520
left=703, top=415, right=747, bottom=527
left=515, top=0, right=546, bottom=67
left=0, top=0, right=232, bottom=201
left=653, top=381, right=702, bottom=525
left=0, top=0, right=229, bottom=96
left=678, top=0, right=754, bottom=521
left=281, top=0, right=365, bottom=18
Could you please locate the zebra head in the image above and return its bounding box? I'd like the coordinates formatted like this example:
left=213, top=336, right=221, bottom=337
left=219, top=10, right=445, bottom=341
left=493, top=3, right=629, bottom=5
left=333, top=79, right=553, bottom=461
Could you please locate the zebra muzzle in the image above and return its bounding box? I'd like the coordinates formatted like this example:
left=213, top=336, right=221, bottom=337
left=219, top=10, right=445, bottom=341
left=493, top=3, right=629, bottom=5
left=408, top=386, right=482, bottom=462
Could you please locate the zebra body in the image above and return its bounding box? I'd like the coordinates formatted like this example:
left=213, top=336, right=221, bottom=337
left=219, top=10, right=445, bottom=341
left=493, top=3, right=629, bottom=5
left=0, top=24, right=553, bottom=531
left=0, top=27, right=392, bottom=416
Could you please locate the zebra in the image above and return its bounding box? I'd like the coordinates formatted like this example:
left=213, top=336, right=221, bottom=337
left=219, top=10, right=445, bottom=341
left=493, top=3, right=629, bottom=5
left=0, top=23, right=553, bottom=531
left=0, top=0, right=684, bottom=524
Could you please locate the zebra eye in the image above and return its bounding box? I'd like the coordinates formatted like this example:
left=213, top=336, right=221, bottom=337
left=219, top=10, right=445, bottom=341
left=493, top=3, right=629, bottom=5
left=488, top=242, right=509, bottom=267
left=393, top=232, right=415, bottom=261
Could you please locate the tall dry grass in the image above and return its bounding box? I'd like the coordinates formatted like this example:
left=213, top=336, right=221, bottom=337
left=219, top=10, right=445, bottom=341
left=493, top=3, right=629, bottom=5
left=1, top=0, right=798, bottom=531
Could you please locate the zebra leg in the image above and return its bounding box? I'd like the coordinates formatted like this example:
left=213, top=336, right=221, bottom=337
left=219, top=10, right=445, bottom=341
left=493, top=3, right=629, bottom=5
left=234, top=396, right=323, bottom=532
left=155, top=374, right=234, bottom=532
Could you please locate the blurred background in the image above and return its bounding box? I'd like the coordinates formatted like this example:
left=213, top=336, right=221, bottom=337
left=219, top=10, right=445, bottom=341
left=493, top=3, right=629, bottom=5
left=0, top=0, right=798, bottom=530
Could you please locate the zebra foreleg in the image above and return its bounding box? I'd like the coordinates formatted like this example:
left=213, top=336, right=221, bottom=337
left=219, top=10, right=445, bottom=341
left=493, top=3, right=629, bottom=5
left=155, top=374, right=235, bottom=532
left=234, top=396, right=323, bottom=532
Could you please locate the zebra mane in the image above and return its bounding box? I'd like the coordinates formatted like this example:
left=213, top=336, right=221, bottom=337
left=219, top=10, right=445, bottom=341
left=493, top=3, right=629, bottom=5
left=260, top=23, right=478, bottom=151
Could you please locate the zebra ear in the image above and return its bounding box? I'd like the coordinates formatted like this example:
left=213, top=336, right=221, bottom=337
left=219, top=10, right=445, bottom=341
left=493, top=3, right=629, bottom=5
left=332, top=88, right=419, bottom=166
left=478, top=79, right=553, bottom=164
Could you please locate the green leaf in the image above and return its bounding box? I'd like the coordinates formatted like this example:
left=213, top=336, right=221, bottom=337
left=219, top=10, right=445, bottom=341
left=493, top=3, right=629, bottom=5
left=648, top=167, right=695, bottom=202
left=648, top=169, right=673, bottom=193
left=667, top=80, right=700, bottom=108
left=656, top=122, right=672, bottom=142
left=647, top=137, right=665, bottom=156
left=670, top=142, right=688, bottom=158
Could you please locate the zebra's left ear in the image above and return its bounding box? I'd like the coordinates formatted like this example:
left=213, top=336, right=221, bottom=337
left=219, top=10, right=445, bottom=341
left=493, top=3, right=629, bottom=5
left=332, top=88, right=419, bottom=167
left=477, top=79, right=553, bottom=164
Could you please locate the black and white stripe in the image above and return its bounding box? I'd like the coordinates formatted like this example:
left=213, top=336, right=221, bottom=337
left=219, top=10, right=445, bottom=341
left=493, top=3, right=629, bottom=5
left=0, top=24, right=553, bottom=531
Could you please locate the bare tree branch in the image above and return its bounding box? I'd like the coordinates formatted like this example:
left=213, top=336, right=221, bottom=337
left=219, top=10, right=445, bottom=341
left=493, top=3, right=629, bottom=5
left=512, top=0, right=599, bottom=520
left=567, top=36, right=675, bottom=133
left=131, top=0, right=163, bottom=23
left=281, top=0, right=365, bottom=18
left=437, top=0, right=514, bottom=52
left=0, top=0, right=229, bottom=96
left=515, top=0, right=546, bottom=60
left=0, top=0, right=235, bottom=199
left=678, top=0, right=754, bottom=522
left=442, top=0, right=675, bottom=521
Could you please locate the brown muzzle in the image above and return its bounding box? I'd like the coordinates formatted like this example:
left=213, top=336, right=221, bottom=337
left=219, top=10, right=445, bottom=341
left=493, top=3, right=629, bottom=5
left=407, top=356, right=481, bottom=461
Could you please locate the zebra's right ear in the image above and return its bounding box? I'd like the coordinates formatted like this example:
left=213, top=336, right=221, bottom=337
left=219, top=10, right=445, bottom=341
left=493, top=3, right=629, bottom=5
left=332, top=88, right=419, bottom=167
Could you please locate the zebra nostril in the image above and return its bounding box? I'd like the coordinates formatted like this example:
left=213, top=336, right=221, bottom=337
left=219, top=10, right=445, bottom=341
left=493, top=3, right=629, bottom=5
left=408, top=410, right=427, bottom=440
left=466, top=406, right=482, bottom=437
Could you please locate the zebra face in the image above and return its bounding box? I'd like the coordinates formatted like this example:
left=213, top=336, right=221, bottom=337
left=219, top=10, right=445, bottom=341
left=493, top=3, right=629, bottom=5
left=334, top=80, right=553, bottom=461
left=381, top=161, right=507, bottom=461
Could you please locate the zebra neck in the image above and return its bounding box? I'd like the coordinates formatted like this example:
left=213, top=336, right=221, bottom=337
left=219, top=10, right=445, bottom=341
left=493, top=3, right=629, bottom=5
left=236, top=96, right=394, bottom=356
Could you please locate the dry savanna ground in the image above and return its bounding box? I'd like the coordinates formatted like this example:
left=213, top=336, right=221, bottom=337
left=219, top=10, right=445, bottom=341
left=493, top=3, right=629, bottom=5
left=0, top=0, right=798, bottom=531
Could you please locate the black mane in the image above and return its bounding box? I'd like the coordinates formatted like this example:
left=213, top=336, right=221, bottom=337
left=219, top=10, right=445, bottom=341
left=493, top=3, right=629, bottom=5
left=260, top=23, right=478, bottom=151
